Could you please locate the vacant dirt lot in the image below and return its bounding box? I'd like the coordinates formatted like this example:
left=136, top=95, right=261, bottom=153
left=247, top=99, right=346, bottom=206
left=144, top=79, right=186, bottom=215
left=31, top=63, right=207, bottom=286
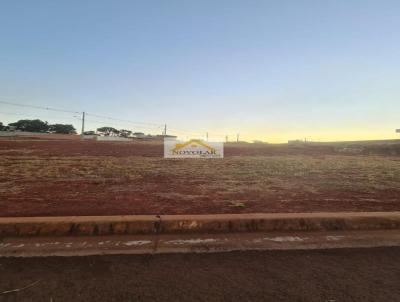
left=1, top=140, right=400, bottom=217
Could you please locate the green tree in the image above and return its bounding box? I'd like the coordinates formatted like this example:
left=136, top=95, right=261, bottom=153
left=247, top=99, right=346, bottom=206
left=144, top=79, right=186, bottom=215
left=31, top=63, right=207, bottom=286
left=48, top=124, right=76, bottom=134
left=8, top=119, right=49, bottom=132
left=97, top=126, right=119, bottom=136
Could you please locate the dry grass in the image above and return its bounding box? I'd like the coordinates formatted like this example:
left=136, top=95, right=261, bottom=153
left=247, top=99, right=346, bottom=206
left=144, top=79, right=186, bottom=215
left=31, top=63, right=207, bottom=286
left=2, top=155, right=400, bottom=199
left=2, top=140, right=400, bottom=216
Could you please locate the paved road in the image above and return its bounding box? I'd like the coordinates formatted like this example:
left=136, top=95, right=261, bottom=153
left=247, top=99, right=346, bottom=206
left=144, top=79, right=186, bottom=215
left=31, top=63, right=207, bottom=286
left=0, top=247, right=399, bottom=302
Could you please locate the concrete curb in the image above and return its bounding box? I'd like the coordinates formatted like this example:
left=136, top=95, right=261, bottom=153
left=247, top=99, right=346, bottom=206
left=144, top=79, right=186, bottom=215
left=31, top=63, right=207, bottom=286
left=1, top=212, right=400, bottom=237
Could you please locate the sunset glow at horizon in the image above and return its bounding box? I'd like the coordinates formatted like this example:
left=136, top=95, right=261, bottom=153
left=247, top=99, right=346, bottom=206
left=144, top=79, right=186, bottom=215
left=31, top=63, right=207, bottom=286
left=1, top=1, right=399, bottom=142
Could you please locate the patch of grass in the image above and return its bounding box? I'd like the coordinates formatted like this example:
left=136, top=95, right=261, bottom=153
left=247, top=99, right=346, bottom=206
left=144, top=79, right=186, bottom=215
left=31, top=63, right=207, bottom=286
left=227, top=201, right=247, bottom=208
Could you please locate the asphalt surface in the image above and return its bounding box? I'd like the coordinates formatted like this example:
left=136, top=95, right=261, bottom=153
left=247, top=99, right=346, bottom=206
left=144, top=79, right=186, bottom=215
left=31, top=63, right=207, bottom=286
left=0, top=247, right=399, bottom=302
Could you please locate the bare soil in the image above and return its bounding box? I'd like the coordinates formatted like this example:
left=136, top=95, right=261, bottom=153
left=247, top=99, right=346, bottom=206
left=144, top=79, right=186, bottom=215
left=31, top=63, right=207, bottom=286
left=1, top=140, right=400, bottom=217
left=0, top=247, right=399, bottom=302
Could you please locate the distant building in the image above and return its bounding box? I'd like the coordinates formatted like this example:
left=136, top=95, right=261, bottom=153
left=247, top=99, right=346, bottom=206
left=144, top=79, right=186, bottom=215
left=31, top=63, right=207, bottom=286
left=96, top=136, right=130, bottom=142
left=155, top=134, right=177, bottom=140
left=83, top=131, right=97, bottom=136
left=132, top=132, right=146, bottom=138
left=131, top=133, right=177, bottom=140
left=288, top=140, right=305, bottom=144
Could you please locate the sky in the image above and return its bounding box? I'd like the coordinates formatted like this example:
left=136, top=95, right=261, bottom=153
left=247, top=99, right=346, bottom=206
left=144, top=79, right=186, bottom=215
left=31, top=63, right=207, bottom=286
left=0, top=0, right=399, bottom=143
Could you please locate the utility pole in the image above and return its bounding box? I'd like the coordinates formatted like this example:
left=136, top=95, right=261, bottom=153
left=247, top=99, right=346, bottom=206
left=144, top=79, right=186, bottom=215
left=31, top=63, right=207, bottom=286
left=81, top=112, right=85, bottom=137
left=163, top=124, right=167, bottom=136
left=225, top=135, right=228, bottom=143
left=206, top=132, right=208, bottom=141
left=237, top=133, right=239, bottom=143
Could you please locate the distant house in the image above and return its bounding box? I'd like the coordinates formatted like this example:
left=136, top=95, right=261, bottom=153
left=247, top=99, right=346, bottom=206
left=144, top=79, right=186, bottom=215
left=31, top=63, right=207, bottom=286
left=132, top=132, right=177, bottom=140
left=156, top=134, right=177, bottom=140
left=288, top=140, right=305, bottom=145
left=132, top=132, right=145, bottom=138
left=83, top=131, right=97, bottom=136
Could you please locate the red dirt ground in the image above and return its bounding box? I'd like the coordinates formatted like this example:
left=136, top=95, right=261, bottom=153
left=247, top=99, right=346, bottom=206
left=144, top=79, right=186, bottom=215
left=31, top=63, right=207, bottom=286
left=0, top=140, right=341, bottom=157
left=1, top=140, right=400, bottom=217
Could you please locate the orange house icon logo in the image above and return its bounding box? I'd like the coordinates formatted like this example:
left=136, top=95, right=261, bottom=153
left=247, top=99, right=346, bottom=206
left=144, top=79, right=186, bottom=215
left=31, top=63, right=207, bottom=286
left=172, top=139, right=216, bottom=153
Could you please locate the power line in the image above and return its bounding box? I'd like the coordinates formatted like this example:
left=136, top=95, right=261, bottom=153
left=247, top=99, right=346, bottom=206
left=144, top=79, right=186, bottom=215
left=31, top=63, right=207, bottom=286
left=0, top=100, right=164, bottom=129
left=0, top=111, right=82, bottom=122
left=84, top=117, right=163, bottom=131
left=166, top=127, right=236, bottom=138
left=167, top=128, right=203, bottom=136
left=0, top=110, right=161, bottom=133
left=85, top=112, right=163, bottom=127
left=0, top=100, right=80, bottom=114
left=0, top=100, right=243, bottom=139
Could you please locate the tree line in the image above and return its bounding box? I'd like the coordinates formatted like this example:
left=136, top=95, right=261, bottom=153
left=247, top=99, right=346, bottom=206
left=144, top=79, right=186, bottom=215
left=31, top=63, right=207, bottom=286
left=0, top=119, right=76, bottom=134
left=0, top=119, right=142, bottom=137
left=93, top=127, right=137, bottom=137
